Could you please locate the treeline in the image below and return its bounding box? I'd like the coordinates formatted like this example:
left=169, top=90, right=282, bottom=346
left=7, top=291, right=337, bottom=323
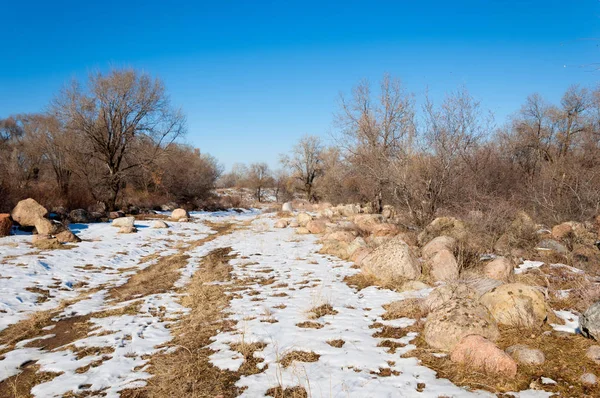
left=278, top=75, right=600, bottom=226
left=0, top=69, right=221, bottom=213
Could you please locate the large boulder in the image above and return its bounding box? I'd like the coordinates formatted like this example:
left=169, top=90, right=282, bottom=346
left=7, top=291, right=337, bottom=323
left=296, top=227, right=310, bottom=235
left=585, top=345, right=600, bottom=364
left=306, top=219, right=327, bottom=234
left=536, top=239, right=568, bottom=254
left=296, top=213, right=313, bottom=227
left=371, top=223, right=400, bottom=237
left=427, top=249, right=459, bottom=282
left=581, top=301, right=600, bottom=341
left=461, top=276, right=504, bottom=298
left=69, top=209, right=91, bottom=223
left=281, top=202, right=294, bottom=213
left=353, top=214, right=383, bottom=233
left=423, top=283, right=478, bottom=313
left=112, top=217, right=135, bottom=228
left=34, top=218, right=67, bottom=236
left=322, top=230, right=356, bottom=243
left=152, top=220, right=169, bottom=229
left=480, top=283, right=548, bottom=328
left=55, top=230, right=81, bottom=243
left=451, top=335, right=517, bottom=378
left=0, top=214, right=12, bottom=236
left=505, top=344, right=545, bottom=365
left=423, top=298, right=500, bottom=351
left=417, top=217, right=466, bottom=246
left=118, top=225, right=137, bottom=234
left=319, top=240, right=349, bottom=259
left=171, top=208, right=189, bottom=221
left=361, top=236, right=421, bottom=282
left=11, top=198, right=48, bottom=227
left=421, top=236, right=457, bottom=259
left=482, top=257, right=514, bottom=281
left=274, top=219, right=289, bottom=229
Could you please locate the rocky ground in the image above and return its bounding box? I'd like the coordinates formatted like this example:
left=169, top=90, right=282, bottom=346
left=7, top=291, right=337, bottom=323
left=1, top=200, right=600, bottom=397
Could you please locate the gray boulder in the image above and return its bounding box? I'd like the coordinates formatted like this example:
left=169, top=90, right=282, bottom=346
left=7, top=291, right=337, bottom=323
left=69, top=209, right=90, bottom=223
left=581, top=301, right=600, bottom=340
left=112, top=216, right=135, bottom=228
left=505, top=344, right=545, bottom=365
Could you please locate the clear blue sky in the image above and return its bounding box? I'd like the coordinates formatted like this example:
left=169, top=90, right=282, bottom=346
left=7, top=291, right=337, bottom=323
left=1, top=1, right=599, bottom=169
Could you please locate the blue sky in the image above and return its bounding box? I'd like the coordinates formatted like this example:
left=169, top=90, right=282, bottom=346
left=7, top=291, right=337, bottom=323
left=1, top=1, right=599, bottom=169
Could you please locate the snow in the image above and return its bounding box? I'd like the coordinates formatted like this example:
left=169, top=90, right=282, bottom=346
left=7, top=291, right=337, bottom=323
left=551, top=310, right=580, bottom=334
left=514, top=260, right=545, bottom=274
left=0, top=211, right=560, bottom=397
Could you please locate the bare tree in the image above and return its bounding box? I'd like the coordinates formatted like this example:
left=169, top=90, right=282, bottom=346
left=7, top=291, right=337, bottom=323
left=52, top=69, right=186, bottom=210
left=336, top=74, right=415, bottom=212
left=247, top=162, right=272, bottom=202
left=281, top=135, right=324, bottom=202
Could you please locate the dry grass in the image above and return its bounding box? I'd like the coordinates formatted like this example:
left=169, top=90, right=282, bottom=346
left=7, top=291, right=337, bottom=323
left=409, top=320, right=600, bottom=396
left=108, top=253, right=190, bottom=302
left=381, top=298, right=427, bottom=320
left=266, top=386, right=308, bottom=398
left=326, top=339, right=345, bottom=348
left=279, top=350, right=320, bottom=368
left=307, top=304, right=338, bottom=319
left=123, top=247, right=247, bottom=398
left=295, top=321, right=323, bottom=329
left=0, top=363, right=63, bottom=398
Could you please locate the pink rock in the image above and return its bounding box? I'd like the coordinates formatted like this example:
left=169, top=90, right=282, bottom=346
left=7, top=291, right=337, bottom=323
left=451, top=335, right=517, bottom=378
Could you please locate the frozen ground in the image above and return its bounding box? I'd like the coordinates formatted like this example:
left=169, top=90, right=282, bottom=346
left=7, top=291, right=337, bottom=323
left=0, top=211, right=554, bottom=397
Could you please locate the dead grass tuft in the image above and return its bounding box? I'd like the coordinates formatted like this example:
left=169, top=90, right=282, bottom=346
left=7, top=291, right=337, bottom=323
left=295, top=321, right=324, bottom=329
left=382, top=298, right=426, bottom=320
left=326, top=339, right=345, bottom=348
left=266, top=386, right=308, bottom=398
left=279, top=350, right=320, bottom=368
left=307, top=304, right=338, bottom=319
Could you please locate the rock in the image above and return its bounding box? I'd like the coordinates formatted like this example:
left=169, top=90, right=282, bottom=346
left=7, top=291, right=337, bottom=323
left=171, top=208, right=189, bottom=220
left=178, top=217, right=190, bottom=222
left=32, top=234, right=51, bottom=244
left=361, top=236, right=421, bottom=282
left=417, top=217, right=466, bottom=246
left=461, top=276, right=503, bottom=298
left=427, top=249, right=459, bottom=282
left=338, top=204, right=361, bottom=217
left=34, top=218, right=66, bottom=236
left=505, top=344, right=545, bottom=365
left=552, top=222, right=574, bottom=241
left=350, top=247, right=371, bottom=266
left=318, top=209, right=334, bottom=219
left=421, top=236, right=457, bottom=259
left=423, top=298, right=500, bottom=351
left=323, top=230, right=356, bottom=243
left=296, top=213, right=313, bottom=227
left=371, top=223, right=399, bottom=237
left=109, top=211, right=125, bottom=219
left=289, top=221, right=299, bottom=228
left=581, top=301, right=600, bottom=340
left=127, top=205, right=140, bottom=215
left=296, top=227, right=310, bottom=235
left=281, top=202, right=294, bottom=213
left=580, top=373, right=598, bottom=386
left=118, top=225, right=137, bottom=234
left=346, top=237, right=367, bottom=258
left=480, top=283, right=548, bottom=328
left=319, top=240, right=349, bottom=259
left=536, top=239, right=568, bottom=254
left=152, top=220, right=169, bottom=229
left=382, top=205, right=395, bottom=220
left=0, top=214, right=12, bottom=236
left=274, top=219, right=288, bottom=228
left=11, top=198, right=48, bottom=227
left=586, top=345, right=600, bottom=364
left=161, top=202, right=177, bottom=212
left=112, top=217, right=135, bottom=228
left=69, top=209, right=90, bottom=223
left=451, top=335, right=517, bottom=377
left=55, top=230, right=81, bottom=243
left=306, top=219, right=327, bottom=234
left=353, top=214, right=384, bottom=233
left=367, top=235, right=393, bottom=248
left=423, top=283, right=478, bottom=313
left=401, top=280, right=430, bottom=292
left=482, top=257, right=514, bottom=281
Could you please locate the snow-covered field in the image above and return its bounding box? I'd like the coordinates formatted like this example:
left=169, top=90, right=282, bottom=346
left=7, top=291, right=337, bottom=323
left=0, top=211, right=552, bottom=397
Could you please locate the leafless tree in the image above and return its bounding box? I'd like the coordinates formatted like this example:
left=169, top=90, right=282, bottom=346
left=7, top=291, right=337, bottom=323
left=52, top=68, right=186, bottom=210
left=247, top=162, right=272, bottom=202
left=281, top=135, right=324, bottom=202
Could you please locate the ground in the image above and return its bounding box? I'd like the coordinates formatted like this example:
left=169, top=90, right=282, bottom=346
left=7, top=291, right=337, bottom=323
left=0, top=211, right=562, bottom=397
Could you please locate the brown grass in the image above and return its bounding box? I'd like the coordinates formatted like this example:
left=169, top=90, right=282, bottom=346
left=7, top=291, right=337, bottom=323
left=307, top=304, right=338, bottom=319
left=279, top=350, right=320, bottom=368
left=295, top=321, right=324, bottom=329
left=122, top=247, right=246, bottom=398
left=409, top=320, right=600, bottom=396
left=382, top=298, right=426, bottom=320
left=266, top=386, right=308, bottom=398
left=326, top=339, right=345, bottom=348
